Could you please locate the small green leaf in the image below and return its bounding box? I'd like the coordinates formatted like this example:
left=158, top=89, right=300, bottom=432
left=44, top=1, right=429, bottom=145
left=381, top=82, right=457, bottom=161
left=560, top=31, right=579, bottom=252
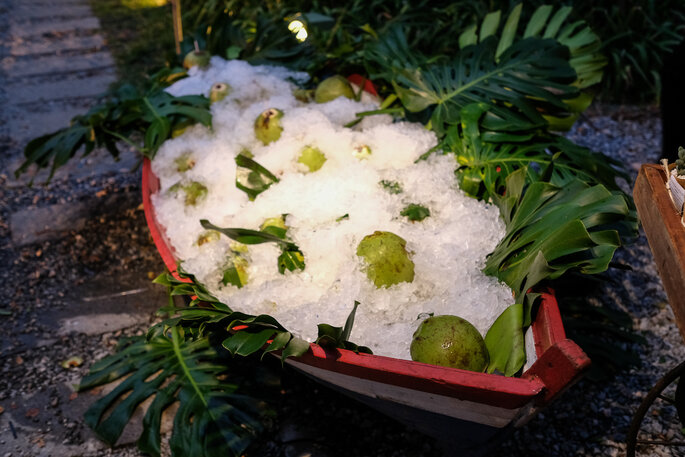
left=479, top=11, right=502, bottom=41
left=226, top=45, right=241, bottom=59
left=234, top=155, right=279, bottom=200
left=379, top=180, right=403, bottom=194
left=496, top=4, right=522, bottom=60
left=221, top=266, right=243, bottom=288
left=341, top=301, right=360, bottom=342
left=400, top=203, right=430, bottom=222
left=281, top=337, right=310, bottom=361
left=484, top=303, right=525, bottom=376
left=200, top=220, right=295, bottom=249
left=262, top=225, right=287, bottom=239
left=278, top=249, right=305, bottom=274
left=262, top=331, right=292, bottom=357
left=222, top=329, right=275, bottom=356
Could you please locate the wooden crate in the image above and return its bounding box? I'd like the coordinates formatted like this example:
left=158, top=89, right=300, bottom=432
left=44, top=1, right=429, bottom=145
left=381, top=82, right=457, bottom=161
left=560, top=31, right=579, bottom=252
left=634, top=164, right=685, bottom=341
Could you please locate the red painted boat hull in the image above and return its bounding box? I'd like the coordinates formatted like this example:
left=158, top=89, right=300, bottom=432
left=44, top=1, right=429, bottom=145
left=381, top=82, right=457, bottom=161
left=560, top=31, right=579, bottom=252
left=141, top=109, right=589, bottom=446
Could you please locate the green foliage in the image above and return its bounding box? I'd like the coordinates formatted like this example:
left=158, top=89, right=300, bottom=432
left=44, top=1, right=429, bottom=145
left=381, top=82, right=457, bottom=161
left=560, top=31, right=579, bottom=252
left=584, top=0, right=685, bottom=103
left=448, top=103, right=627, bottom=200
left=379, top=179, right=403, bottom=194
left=234, top=154, right=280, bottom=200
left=79, top=328, right=264, bottom=457
left=152, top=270, right=310, bottom=362
left=79, top=268, right=378, bottom=456
left=458, top=4, right=605, bottom=130
left=15, top=69, right=211, bottom=182
left=200, top=220, right=306, bottom=274
left=365, top=25, right=578, bottom=137
left=315, top=301, right=373, bottom=354
left=400, top=203, right=430, bottom=222
left=482, top=168, right=636, bottom=374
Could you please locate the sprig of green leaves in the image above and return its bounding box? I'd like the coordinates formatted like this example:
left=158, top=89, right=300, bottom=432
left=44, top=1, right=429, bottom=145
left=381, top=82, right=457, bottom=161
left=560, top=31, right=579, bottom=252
left=234, top=154, right=280, bottom=200
left=200, top=220, right=305, bottom=274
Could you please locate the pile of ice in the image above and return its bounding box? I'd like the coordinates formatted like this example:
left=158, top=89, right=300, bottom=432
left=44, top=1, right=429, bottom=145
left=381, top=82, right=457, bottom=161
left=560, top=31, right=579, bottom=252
left=152, top=57, right=515, bottom=360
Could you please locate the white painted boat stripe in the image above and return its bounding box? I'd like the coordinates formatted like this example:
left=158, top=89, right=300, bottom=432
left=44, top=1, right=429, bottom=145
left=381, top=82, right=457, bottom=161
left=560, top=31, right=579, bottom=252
left=287, top=360, right=527, bottom=428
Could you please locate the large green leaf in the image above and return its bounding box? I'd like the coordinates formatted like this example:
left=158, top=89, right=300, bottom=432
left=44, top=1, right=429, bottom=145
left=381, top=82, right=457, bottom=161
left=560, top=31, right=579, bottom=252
left=366, top=25, right=579, bottom=136
left=460, top=3, right=606, bottom=129
left=79, top=328, right=263, bottom=457
left=482, top=168, right=635, bottom=375
left=448, top=103, right=627, bottom=200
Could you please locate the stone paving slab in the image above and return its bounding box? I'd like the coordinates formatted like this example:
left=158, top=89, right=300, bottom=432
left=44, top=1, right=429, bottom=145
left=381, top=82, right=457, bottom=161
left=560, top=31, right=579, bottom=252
left=9, top=34, right=106, bottom=57
left=10, top=16, right=100, bottom=39
left=2, top=50, right=114, bottom=77
left=10, top=201, right=92, bottom=246
left=12, top=3, right=92, bottom=21
left=52, top=271, right=165, bottom=337
left=5, top=146, right=140, bottom=188
left=6, top=104, right=92, bottom=144
left=7, top=74, right=114, bottom=104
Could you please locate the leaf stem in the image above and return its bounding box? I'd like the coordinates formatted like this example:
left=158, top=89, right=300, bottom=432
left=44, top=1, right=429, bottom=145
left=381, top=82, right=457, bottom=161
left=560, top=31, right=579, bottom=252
left=143, top=97, right=164, bottom=122
left=171, top=326, right=207, bottom=408
left=101, top=128, right=141, bottom=152
left=344, top=107, right=404, bottom=128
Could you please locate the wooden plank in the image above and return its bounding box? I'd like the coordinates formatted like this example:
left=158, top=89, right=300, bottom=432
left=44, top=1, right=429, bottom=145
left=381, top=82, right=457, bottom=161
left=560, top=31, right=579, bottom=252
left=633, top=164, right=685, bottom=341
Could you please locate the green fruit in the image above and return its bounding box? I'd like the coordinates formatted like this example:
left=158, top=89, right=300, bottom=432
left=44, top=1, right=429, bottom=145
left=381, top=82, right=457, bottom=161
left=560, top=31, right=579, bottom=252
left=297, top=146, right=326, bottom=172
left=170, top=181, right=208, bottom=206
left=174, top=153, right=195, bottom=172
left=314, top=76, right=355, bottom=103
left=356, top=231, right=414, bottom=288
left=410, top=315, right=489, bottom=372
left=353, top=144, right=372, bottom=160
left=254, top=108, right=284, bottom=145
left=183, top=50, right=210, bottom=70
left=209, top=82, right=231, bottom=103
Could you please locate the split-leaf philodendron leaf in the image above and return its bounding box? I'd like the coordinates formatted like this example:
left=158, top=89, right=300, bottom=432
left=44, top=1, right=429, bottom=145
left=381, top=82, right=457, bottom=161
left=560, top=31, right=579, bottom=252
left=79, top=328, right=264, bottom=457
left=448, top=103, right=627, bottom=200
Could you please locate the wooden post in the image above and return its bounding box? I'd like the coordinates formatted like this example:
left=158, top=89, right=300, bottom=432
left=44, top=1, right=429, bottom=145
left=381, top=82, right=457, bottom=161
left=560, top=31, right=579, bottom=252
left=171, top=0, right=183, bottom=56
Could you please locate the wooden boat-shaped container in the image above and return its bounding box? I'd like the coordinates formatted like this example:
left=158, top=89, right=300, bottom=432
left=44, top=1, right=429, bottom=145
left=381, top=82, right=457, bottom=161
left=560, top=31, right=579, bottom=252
left=634, top=164, right=685, bottom=341
left=142, top=160, right=589, bottom=453
left=141, top=76, right=589, bottom=452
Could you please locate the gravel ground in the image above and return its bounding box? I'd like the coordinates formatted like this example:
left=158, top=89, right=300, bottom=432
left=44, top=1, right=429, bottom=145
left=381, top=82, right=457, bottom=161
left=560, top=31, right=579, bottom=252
left=2, top=104, right=684, bottom=457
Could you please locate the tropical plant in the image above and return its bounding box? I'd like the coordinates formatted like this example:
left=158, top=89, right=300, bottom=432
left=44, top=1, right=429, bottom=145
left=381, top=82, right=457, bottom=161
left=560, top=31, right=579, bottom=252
left=79, top=269, right=365, bottom=457
left=447, top=103, right=626, bottom=200
left=15, top=68, right=211, bottom=182
left=482, top=167, right=633, bottom=374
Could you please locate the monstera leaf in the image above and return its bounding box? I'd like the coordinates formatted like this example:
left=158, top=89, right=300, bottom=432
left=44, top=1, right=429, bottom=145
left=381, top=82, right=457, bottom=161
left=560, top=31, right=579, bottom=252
left=79, top=328, right=263, bottom=457
left=459, top=4, right=606, bottom=130
left=483, top=168, right=635, bottom=375
left=365, top=25, right=578, bottom=136
left=449, top=103, right=627, bottom=200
